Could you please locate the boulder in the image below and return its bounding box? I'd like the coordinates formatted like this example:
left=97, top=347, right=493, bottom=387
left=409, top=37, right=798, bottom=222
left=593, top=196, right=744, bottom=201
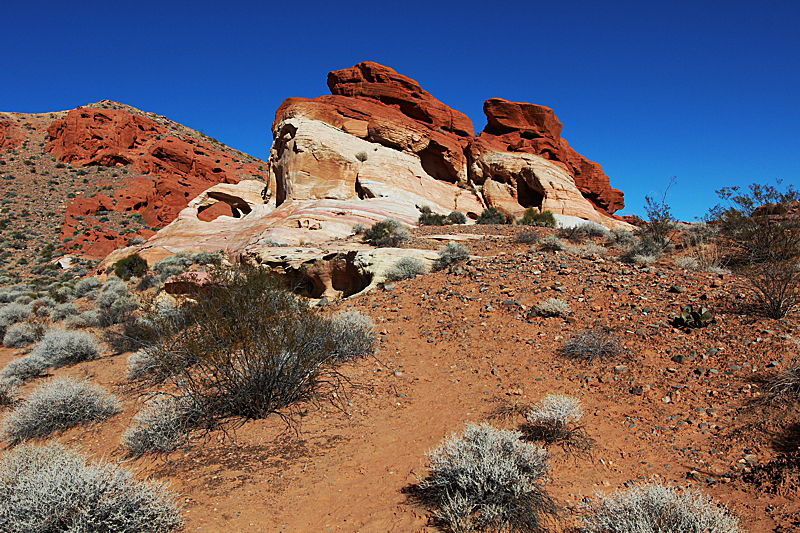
left=0, top=120, right=22, bottom=151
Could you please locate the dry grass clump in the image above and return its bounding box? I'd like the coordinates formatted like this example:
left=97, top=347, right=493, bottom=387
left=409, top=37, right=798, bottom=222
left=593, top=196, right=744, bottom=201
left=560, top=329, right=626, bottom=362
left=763, top=362, right=800, bottom=403
left=385, top=257, right=428, bottom=281
left=580, top=482, right=742, bottom=533
left=515, top=231, right=541, bottom=244
left=529, top=298, right=570, bottom=318
left=2, top=377, right=121, bottom=445
left=417, top=423, right=557, bottom=533
left=0, top=378, right=19, bottom=406
left=0, top=441, right=183, bottom=533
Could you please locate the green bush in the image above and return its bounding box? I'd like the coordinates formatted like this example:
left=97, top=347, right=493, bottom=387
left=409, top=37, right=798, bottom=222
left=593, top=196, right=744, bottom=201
left=519, top=208, right=556, bottom=228
left=447, top=211, right=467, bottom=224
left=363, top=218, right=410, bottom=247
left=113, top=253, right=148, bottom=281
left=476, top=207, right=508, bottom=225
left=418, top=206, right=448, bottom=226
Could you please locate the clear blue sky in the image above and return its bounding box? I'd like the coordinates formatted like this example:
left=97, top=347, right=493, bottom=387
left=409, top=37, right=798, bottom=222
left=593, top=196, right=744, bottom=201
left=2, top=0, right=798, bottom=221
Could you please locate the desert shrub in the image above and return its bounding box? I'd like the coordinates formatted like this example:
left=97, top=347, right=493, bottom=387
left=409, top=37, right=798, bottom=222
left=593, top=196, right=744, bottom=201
left=433, top=242, right=470, bottom=271
left=74, top=276, right=101, bottom=297
left=523, top=395, right=593, bottom=455
left=419, top=206, right=449, bottom=226
left=448, top=211, right=467, bottom=225
left=352, top=223, right=365, bottom=235
left=560, top=329, right=625, bottom=362
left=621, top=236, right=668, bottom=263
left=708, top=181, right=800, bottom=317
left=581, top=482, right=741, bottom=533
left=14, top=295, right=32, bottom=305
left=49, top=302, right=78, bottom=322
left=417, top=423, right=556, bottom=533
left=100, top=276, right=128, bottom=297
left=31, top=296, right=56, bottom=314
left=2, top=377, right=121, bottom=445
left=0, top=378, right=20, bottom=406
left=153, top=253, right=193, bottom=281
left=113, top=253, right=148, bottom=281
left=29, top=329, right=99, bottom=368
left=558, top=221, right=609, bottom=241
left=362, top=218, right=410, bottom=247
left=0, top=441, right=183, bottom=532
left=641, top=178, right=678, bottom=247
left=539, top=235, right=568, bottom=252
left=386, top=256, right=428, bottom=281
left=763, top=363, right=800, bottom=403
left=0, top=355, right=48, bottom=382
left=529, top=298, right=570, bottom=318
left=96, top=278, right=138, bottom=325
left=606, top=228, right=636, bottom=248
left=130, top=264, right=376, bottom=438
left=328, top=310, right=376, bottom=361
left=191, top=251, right=224, bottom=265
left=476, top=207, right=508, bottom=225
left=520, top=208, right=556, bottom=228
left=579, top=243, right=605, bottom=258
left=122, top=395, right=197, bottom=457
left=49, top=284, right=74, bottom=303
left=515, top=231, right=541, bottom=244
left=0, top=303, right=31, bottom=337
left=78, top=308, right=103, bottom=327
left=675, top=256, right=700, bottom=270
left=127, top=348, right=162, bottom=381
left=3, top=322, right=43, bottom=348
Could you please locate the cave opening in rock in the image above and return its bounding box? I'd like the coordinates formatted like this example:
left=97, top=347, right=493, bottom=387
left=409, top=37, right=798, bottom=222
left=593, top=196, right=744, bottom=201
left=516, top=174, right=544, bottom=209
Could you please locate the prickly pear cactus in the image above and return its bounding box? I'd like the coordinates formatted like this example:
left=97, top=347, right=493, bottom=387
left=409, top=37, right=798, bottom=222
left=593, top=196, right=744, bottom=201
left=671, top=304, right=715, bottom=330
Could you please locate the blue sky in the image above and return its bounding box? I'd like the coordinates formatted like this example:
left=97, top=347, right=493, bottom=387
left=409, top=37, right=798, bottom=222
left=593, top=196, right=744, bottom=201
left=2, top=0, right=798, bottom=221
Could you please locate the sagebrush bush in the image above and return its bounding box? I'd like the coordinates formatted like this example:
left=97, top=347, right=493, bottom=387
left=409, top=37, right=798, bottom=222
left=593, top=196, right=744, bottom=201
left=191, top=251, right=224, bottom=265
left=579, top=243, right=605, bottom=258
left=49, top=302, right=78, bottom=322
left=622, top=236, right=668, bottom=263
left=559, top=222, right=609, bottom=242
left=153, top=253, right=193, bottom=281
left=523, top=395, right=593, bottom=455
left=476, top=207, right=508, bottom=225
left=0, top=378, right=19, bottom=406
left=29, top=329, right=99, bottom=368
left=127, top=347, right=162, bottom=381
left=0, top=441, right=183, bottom=532
left=418, top=423, right=556, bottom=533
left=529, top=298, right=570, bottom=318
left=581, top=482, right=741, bottom=533
left=515, top=231, right=541, bottom=244
left=123, top=395, right=196, bottom=457
left=3, top=322, right=42, bottom=348
left=560, top=329, right=625, bottom=362
left=538, top=235, right=568, bottom=252
left=74, top=276, right=101, bottom=297
left=2, top=377, right=121, bottom=445
left=0, top=355, right=48, bottom=382
left=328, top=309, right=376, bottom=360
left=606, top=228, right=636, bottom=248
left=385, top=256, right=428, bottom=281
left=520, top=208, right=556, bottom=228
left=362, top=218, right=410, bottom=247
left=0, top=303, right=31, bottom=337
left=433, top=242, right=470, bottom=271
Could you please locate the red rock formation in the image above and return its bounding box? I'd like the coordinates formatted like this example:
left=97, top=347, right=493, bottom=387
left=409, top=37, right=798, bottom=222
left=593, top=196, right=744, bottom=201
left=473, top=98, right=624, bottom=214
left=0, top=120, right=22, bottom=151
left=45, top=108, right=269, bottom=257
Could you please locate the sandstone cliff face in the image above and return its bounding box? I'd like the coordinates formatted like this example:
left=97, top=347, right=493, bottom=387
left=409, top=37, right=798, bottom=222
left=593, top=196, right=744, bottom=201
left=0, top=120, right=23, bottom=151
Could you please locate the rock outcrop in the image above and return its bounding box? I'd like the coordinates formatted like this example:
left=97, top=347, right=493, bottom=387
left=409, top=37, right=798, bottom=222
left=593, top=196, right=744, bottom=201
left=46, top=107, right=270, bottom=229
left=0, top=119, right=22, bottom=151
left=472, top=98, right=624, bottom=214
